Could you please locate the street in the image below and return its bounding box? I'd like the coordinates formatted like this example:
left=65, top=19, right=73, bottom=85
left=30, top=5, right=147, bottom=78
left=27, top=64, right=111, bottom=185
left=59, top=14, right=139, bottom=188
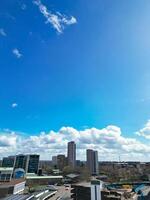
left=48, top=186, right=71, bottom=200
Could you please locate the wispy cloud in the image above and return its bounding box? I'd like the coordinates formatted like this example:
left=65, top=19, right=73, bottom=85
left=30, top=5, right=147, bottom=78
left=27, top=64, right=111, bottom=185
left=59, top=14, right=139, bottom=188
left=0, top=28, right=7, bottom=36
left=21, top=4, right=27, bottom=10
left=11, top=103, right=18, bottom=108
left=12, top=48, right=22, bottom=58
left=33, top=0, right=77, bottom=34
left=136, top=120, right=150, bottom=139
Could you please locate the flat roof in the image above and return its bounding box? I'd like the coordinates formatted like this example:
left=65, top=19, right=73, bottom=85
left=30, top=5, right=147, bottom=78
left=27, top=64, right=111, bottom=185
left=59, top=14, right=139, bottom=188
left=26, top=175, right=63, bottom=179
left=0, top=167, right=13, bottom=171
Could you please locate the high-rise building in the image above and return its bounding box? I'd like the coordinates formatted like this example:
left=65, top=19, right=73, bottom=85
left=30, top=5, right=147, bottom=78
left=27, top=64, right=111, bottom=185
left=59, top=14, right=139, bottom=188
left=14, top=154, right=39, bottom=174
left=86, top=149, right=99, bottom=175
left=2, top=156, right=16, bottom=168
left=52, top=156, right=57, bottom=166
left=14, top=155, right=28, bottom=173
left=27, top=154, right=40, bottom=174
left=67, top=141, right=76, bottom=168
left=57, top=154, right=67, bottom=170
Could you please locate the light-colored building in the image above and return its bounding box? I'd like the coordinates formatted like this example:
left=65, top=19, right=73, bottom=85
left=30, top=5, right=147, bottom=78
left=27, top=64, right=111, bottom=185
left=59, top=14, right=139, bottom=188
left=86, top=149, right=99, bottom=175
left=67, top=141, right=76, bottom=168
left=26, top=174, right=63, bottom=186
left=0, top=167, right=14, bottom=182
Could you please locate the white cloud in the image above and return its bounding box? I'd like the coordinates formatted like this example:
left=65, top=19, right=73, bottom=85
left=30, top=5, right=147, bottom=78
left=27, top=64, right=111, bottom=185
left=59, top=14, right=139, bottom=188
left=21, top=4, right=27, bottom=10
left=0, top=125, right=150, bottom=161
left=12, top=48, right=22, bottom=58
left=0, top=28, right=7, bottom=36
left=11, top=103, right=18, bottom=108
left=33, top=0, right=77, bottom=34
left=136, top=120, right=150, bottom=139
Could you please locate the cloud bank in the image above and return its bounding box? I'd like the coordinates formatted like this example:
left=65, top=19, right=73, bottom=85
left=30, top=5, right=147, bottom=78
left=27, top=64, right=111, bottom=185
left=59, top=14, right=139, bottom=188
left=33, top=0, right=77, bottom=34
left=0, top=125, right=150, bottom=161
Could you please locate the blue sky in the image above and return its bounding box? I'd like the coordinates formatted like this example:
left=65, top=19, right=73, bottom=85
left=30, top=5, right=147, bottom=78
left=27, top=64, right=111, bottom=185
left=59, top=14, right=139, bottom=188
left=0, top=0, right=150, bottom=160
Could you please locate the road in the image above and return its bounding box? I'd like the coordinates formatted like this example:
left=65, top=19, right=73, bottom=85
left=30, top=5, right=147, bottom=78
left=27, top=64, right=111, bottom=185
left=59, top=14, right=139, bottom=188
left=48, top=186, right=71, bottom=200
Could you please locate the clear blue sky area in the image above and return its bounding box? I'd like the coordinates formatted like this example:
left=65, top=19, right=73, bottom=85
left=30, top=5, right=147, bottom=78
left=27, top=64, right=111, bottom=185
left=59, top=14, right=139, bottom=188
left=0, top=0, right=150, bottom=136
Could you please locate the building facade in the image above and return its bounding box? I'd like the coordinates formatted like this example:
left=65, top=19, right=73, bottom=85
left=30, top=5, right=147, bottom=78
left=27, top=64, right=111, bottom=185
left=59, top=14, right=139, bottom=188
left=2, top=156, right=16, bottom=168
left=86, top=149, right=99, bottom=175
left=27, top=154, right=40, bottom=174
left=57, top=154, right=67, bottom=170
left=67, top=141, right=76, bottom=168
left=14, top=154, right=39, bottom=174
left=14, top=155, right=28, bottom=173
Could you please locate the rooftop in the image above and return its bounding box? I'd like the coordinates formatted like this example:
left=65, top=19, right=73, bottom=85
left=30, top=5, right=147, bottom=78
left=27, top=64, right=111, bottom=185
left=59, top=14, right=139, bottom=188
left=0, top=167, right=14, bottom=172
left=26, top=175, right=63, bottom=179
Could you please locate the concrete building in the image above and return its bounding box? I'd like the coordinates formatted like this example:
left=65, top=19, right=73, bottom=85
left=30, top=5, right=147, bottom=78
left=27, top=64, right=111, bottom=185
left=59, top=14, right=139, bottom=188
left=86, top=149, right=99, bottom=175
left=0, top=167, right=14, bottom=182
left=67, top=141, right=76, bottom=168
left=0, top=179, right=26, bottom=198
left=71, top=182, right=124, bottom=200
left=26, top=174, right=63, bottom=186
left=57, top=154, right=67, bottom=170
left=52, top=156, right=57, bottom=166
left=91, top=180, right=102, bottom=200
left=2, top=156, right=16, bottom=168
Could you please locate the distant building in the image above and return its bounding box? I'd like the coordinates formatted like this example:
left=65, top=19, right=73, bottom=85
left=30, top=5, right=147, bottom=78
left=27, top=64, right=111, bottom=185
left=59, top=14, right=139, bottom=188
left=2, top=156, right=16, bottom=168
left=57, top=154, right=67, bottom=170
left=86, top=149, right=99, bottom=175
left=27, top=154, right=39, bottom=174
left=67, top=141, right=76, bottom=168
left=52, top=156, right=57, bottom=166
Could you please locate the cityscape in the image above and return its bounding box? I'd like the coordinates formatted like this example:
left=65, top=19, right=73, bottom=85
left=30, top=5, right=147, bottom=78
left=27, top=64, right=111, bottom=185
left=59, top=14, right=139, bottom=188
left=0, top=141, right=150, bottom=199
left=1, top=0, right=150, bottom=199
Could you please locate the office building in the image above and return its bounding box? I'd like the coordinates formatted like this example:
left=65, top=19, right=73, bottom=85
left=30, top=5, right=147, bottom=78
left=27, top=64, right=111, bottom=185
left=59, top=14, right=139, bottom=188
left=14, top=155, right=28, bottom=173
left=57, top=154, right=67, bottom=170
left=14, top=154, right=39, bottom=174
left=27, top=154, right=40, bottom=174
left=67, top=141, right=76, bottom=168
left=86, top=149, right=99, bottom=175
left=2, top=156, right=16, bottom=168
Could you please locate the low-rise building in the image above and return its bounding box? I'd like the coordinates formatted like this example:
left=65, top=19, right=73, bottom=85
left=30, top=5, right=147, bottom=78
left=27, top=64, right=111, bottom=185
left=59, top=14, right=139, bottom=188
left=0, top=179, right=26, bottom=198
left=0, top=167, right=14, bottom=182
left=26, top=174, right=63, bottom=186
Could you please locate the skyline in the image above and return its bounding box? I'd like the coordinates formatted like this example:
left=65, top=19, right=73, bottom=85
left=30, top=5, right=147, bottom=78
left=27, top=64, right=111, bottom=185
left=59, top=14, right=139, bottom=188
left=0, top=0, right=150, bottom=161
